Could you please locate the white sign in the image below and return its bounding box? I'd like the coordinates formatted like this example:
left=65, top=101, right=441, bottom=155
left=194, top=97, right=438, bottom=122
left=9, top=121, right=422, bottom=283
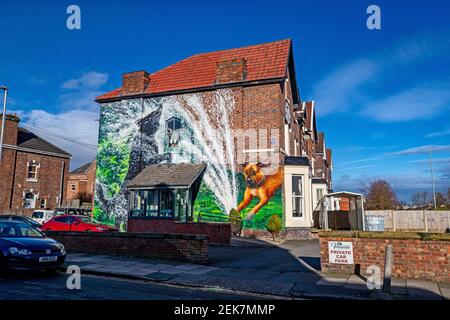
left=328, top=241, right=354, bottom=264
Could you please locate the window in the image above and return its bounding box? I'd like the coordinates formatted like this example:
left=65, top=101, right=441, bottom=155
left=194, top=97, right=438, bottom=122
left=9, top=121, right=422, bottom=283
left=54, top=216, right=70, bottom=223
left=292, top=175, right=303, bottom=217
left=129, top=188, right=189, bottom=220
left=166, top=117, right=182, bottom=147
left=160, top=189, right=174, bottom=218
left=71, top=184, right=76, bottom=191
left=27, top=161, right=39, bottom=181
left=145, top=190, right=159, bottom=217
left=32, top=211, right=44, bottom=219
left=39, top=199, right=46, bottom=209
left=0, top=222, right=43, bottom=238
left=23, top=192, right=37, bottom=209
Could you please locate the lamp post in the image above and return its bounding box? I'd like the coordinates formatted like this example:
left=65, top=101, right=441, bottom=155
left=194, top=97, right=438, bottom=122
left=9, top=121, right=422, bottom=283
left=428, top=146, right=437, bottom=209
left=0, top=85, right=8, bottom=164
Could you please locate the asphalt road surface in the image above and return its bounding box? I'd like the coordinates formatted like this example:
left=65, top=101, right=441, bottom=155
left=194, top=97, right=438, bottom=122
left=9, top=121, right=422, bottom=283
left=0, top=271, right=273, bottom=300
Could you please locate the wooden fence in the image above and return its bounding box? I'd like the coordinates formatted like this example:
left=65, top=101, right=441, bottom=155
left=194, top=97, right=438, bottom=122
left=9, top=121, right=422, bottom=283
left=365, top=210, right=450, bottom=232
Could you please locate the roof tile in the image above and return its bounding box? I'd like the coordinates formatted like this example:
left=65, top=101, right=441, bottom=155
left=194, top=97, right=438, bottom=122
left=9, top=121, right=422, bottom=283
left=97, top=39, right=291, bottom=100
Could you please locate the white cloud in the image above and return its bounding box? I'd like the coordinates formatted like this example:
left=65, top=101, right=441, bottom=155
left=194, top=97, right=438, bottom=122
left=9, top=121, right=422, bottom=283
left=361, top=86, right=450, bottom=122
left=20, top=109, right=99, bottom=169
left=334, top=171, right=450, bottom=201
left=388, top=144, right=450, bottom=156
left=13, top=70, right=109, bottom=169
left=58, top=71, right=109, bottom=112
left=311, top=59, right=376, bottom=115
left=61, top=71, right=108, bottom=90
left=312, top=31, right=450, bottom=120
left=337, top=144, right=450, bottom=167
left=426, top=127, right=450, bottom=138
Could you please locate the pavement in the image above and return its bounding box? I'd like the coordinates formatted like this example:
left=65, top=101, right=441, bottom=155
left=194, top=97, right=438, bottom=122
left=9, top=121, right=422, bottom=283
left=62, top=237, right=449, bottom=300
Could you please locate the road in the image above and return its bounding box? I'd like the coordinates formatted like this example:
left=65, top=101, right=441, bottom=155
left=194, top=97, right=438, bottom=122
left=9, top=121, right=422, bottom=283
left=0, top=271, right=273, bottom=300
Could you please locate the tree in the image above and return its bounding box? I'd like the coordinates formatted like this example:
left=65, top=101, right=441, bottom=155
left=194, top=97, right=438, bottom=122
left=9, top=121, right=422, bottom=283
left=411, top=191, right=431, bottom=208
left=364, top=180, right=399, bottom=210
left=266, top=215, right=282, bottom=241
left=436, top=192, right=446, bottom=208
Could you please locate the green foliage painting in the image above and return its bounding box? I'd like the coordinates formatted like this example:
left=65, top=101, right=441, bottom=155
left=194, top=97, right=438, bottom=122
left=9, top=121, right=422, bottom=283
left=193, top=173, right=283, bottom=231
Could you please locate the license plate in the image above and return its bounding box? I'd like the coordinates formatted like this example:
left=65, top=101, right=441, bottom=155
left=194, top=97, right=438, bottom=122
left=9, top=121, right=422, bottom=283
left=39, top=256, right=58, bottom=263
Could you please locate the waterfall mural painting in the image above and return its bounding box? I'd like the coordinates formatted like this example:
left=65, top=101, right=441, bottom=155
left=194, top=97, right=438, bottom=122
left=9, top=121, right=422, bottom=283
left=94, top=89, right=283, bottom=231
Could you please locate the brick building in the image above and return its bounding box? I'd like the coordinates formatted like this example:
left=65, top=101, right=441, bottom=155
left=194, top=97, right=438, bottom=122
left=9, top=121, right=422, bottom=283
left=66, top=160, right=96, bottom=207
left=94, top=39, right=333, bottom=238
left=0, top=114, right=71, bottom=216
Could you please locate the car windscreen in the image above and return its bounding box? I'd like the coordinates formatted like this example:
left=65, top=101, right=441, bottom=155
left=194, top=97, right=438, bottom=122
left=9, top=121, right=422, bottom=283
left=0, top=221, right=43, bottom=238
left=32, top=212, right=44, bottom=219
left=78, top=216, right=99, bottom=223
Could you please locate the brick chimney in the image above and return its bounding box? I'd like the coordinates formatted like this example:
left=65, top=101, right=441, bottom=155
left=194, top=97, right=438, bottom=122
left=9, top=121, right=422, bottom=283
left=0, top=113, right=20, bottom=145
left=215, top=58, right=247, bottom=84
left=120, top=70, right=150, bottom=95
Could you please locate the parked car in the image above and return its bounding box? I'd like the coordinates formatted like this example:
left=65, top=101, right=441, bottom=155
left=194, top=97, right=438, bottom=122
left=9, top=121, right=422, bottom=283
left=54, top=207, right=92, bottom=217
left=31, top=210, right=55, bottom=225
left=0, top=219, right=66, bottom=272
left=0, top=215, right=42, bottom=230
left=41, top=215, right=118, bottom=232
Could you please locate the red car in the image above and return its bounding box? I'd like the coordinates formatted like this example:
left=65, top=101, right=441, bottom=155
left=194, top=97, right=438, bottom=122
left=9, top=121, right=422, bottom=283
left=41, top=215, right=118, bottom=232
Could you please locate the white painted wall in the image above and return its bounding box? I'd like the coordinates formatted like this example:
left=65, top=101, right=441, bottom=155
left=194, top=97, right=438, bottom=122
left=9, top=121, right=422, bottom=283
left=312, top=183, right=327, bottom=211
left=284, top=165, right=313, bottom=228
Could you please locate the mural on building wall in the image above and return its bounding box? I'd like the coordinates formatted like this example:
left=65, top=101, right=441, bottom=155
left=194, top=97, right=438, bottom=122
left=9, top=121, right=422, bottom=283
left=94, top=90, right=283, bottom=231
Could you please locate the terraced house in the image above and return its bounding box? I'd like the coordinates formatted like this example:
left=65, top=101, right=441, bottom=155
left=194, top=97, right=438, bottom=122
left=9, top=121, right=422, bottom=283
left=94, top=39, right=333, bottom=239
left=0, top=114, right=71, bottom=215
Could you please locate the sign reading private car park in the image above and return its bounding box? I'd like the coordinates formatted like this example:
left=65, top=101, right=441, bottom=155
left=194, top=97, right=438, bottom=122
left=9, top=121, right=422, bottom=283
left=328, top=241, right=354, bottom=264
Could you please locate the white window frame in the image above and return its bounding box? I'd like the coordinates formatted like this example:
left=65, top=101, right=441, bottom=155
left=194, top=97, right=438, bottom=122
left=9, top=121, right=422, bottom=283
left=27, top=161, right=40, bottom=182
left=291, top=174, right=303, bottom=217
left=23, top=191, right=38, bottom=209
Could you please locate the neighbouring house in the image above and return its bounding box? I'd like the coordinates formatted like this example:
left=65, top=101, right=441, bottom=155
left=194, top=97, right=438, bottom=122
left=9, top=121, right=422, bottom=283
left=65, top=160, right=96, bottom=208
left=94, top=39, right=333, bottom=239
left=0, top=114, right=71, bottom=216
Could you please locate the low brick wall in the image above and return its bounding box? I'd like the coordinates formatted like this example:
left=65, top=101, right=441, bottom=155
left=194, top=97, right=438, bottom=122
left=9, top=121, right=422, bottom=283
left=127, top=219, right=231, bottom=245
left=319, top=231, right=450, bottom=282
left=45, top=231, right=208, bottom=264
left=242, top=227, right=313, bottom=240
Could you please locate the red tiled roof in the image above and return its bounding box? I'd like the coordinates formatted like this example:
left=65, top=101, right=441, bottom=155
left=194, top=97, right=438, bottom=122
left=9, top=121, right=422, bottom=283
left=97, top=39, right=291, bottom=101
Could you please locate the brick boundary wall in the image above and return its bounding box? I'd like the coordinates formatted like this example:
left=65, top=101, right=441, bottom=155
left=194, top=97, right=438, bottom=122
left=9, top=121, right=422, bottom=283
left=45, top=231, right=208, bottom=264
left=242, top=227, right=313, bottom=240
left=127, top=219, right=231, bottom=245
left=319, top=231, right=449, bottom=282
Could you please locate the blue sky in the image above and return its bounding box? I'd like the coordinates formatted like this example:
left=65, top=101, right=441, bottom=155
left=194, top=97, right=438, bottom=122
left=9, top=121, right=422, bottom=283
left=1, top=0, right=449, bottom=201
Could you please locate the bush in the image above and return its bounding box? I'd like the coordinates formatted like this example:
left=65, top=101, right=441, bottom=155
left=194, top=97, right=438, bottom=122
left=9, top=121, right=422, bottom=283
left=266, top=214, right=282, bottom=240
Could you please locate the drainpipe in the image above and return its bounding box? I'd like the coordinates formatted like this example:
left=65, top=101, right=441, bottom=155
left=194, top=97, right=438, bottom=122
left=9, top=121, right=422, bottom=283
left=0, top=85, right=8, bottom=164
left=59, top=160, right=65, bottom=207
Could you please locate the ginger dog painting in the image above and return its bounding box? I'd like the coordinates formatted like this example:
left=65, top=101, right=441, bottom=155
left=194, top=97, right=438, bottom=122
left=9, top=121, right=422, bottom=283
left=236, top=162, right=283, bottom=220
